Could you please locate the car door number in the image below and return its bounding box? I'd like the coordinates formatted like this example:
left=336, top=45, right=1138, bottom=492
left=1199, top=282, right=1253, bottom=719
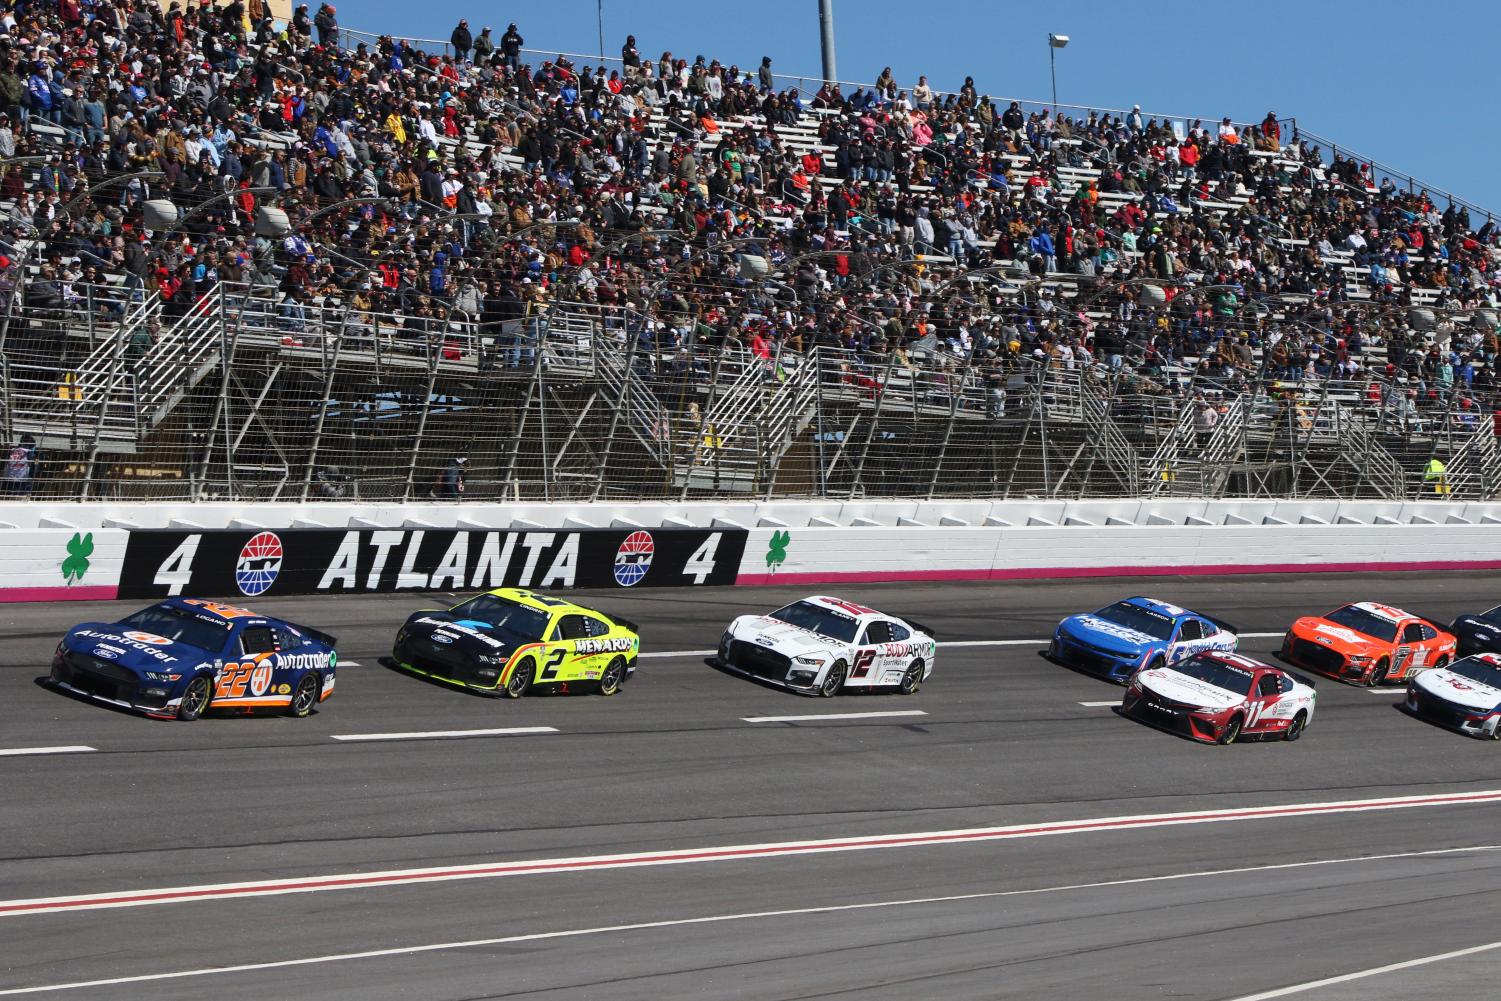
left=538, top=648, right=567, bottom=682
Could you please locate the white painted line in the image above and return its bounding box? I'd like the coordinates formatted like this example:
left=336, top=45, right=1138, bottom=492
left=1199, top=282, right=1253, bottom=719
left=640, top=632, right=1286, bottom=661
left=6, top=789, right=1501, bottom=918
left=0, top=746, right=95, bottom=758
left=3, top=843, right=1495, bottom=996
left=1078, top=701, right=1119, bottom=708
left=638, top=649, right=715, bottom=659
left=1226, top=936, right=1501, bottom=1000
left=330, top=727, right=558, bottom=743
left=340, top=661, right=361, bottom=668
left=741, top=710, right=928, bottom=724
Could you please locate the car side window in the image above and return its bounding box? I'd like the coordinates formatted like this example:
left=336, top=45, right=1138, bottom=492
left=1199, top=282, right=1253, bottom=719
left=862, top=621, right=892, bottom=645
left=554, top=615, right=589, bottom=641
left=1419, top=624, right=1439, bottom=641
left=1257, top=674, right=1280, bottom=697
left=889, top=622, right=911, bottom=642
left=240, top=626, right=277, bottom=656
left=273, top=627, right=305, bottom=650
left=583, top=617, right=611, bottom=637
left=1401, top=622, right=1424, bottom=643
left=1277, top=675, right=1296, bottom=694
left=1177, top=620, right=1204, bottom=642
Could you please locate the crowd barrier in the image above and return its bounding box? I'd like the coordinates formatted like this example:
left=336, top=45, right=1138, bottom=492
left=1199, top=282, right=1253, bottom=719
left=2, top=500, right=1499, bottom=603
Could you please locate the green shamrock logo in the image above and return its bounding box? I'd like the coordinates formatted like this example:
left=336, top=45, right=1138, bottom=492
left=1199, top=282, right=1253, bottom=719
left=766, top=530, right=790, bottom=569
left=62, top=532, right=93, bottom=584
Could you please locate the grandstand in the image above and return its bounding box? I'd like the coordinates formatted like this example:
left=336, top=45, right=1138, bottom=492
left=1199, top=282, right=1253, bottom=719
left=1, top=2, right=1498, bottom=503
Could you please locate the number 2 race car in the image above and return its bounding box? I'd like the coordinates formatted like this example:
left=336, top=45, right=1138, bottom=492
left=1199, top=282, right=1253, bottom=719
left=1048, top=596, right=1238, bottom=683
left=717, top=595, right=936, bottom=696
left=1281, top=601, right=1457, bottom=687
left=1403, top=653, right=1501, bottom=739
left=1121, top=651, right=1317, bottom=744
left=51, top=598, right=337, bottom=720
left=391, top=588, right=639, bottom=697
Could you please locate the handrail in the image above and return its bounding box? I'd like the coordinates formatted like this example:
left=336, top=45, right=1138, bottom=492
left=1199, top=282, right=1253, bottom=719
left=1293, top=124, right=1496, bottom=222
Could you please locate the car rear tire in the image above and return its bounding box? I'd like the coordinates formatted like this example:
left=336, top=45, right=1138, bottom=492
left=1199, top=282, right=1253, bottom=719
left=1368, top=658, right=1390, bottom=687
left=898, top=660, right=924, bottom=695
left=818, top=661, right=847, bottom=698
left=1285, top=711, right=1307, bottom=742
left=288, top=673, right=320, bottom=718
left=598, top=657, right=625, bottom=696
left=1433, top=656, right=1449, bottom=671
left=1217, top=714, right=1243, bottom=745
left=177, top=674, right=213, bottom=721
left=502, top=658, right=534, bottom=699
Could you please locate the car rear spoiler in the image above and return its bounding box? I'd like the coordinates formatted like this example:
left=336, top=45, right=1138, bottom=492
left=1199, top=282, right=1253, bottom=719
left=286, top=621, right=338, bottom=649
left=907, top=619, right=937, bottom=640
left=610, top=614, right=640, bottom=634
left=1283, top=668, right=1318, bottom=689
left=1202, top=613, right=1241, bottom=636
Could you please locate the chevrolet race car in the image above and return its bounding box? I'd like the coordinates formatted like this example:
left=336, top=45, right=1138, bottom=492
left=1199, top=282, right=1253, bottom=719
left=1449, top=606, right=1501, bottom=658
left=1403, top=653, right=1501, bottom=739
left=1281, top=602, right=1456, bottom=687
left=1121, top=651, right=1317, bottom=744
left=717, top=595, right=935, bottom=696
left=391, top=588, right=639, bottom=697
left=50, top=598, right=337, bottom=720
left=1048, top=596, right=1238, bottom=683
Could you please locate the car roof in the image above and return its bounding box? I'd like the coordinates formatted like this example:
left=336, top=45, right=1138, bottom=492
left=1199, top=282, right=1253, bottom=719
left=160, top=597, right=269, bottom=626
left=476, top=588, right=587, bottom=615
left=1122, top=596, right=1191, bottom=618
left=1347, top=601, right=1409, bottom=622
left=805, top=595, right=881, bottom=618
left=1180, top=650, right=1275, bottom=673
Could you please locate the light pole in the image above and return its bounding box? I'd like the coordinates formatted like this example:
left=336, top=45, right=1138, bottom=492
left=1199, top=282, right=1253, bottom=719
left=818, top=0, right=838, bottom=84
left=597, top=1, right=604, bottom=60
left=1048, top=33, right=1069, bottom=114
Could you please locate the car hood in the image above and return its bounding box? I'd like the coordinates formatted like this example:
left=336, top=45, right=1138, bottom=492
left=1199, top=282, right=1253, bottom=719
left=1454, top=617, right=1501, bottom=643
left=1292, top=617, right=1387, bottom=654
left=405, top=613, right=527, bottom=658
left=1061, top=614, right=1158, bottom=655
left=1414, top=669, right=1501, bottom=712
left=1136, top=668, right=1244, bottom=710
left=734, top=616, right=845, bottom=658
left=64, top=623, right=206, bottom=672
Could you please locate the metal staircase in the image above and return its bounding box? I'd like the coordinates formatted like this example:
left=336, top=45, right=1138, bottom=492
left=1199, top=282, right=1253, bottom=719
left=1438, top=424, right=1501, bottom=499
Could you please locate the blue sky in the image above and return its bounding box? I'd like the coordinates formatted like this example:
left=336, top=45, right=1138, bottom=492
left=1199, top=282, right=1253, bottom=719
left=350, top=0, right=1497, bottom=215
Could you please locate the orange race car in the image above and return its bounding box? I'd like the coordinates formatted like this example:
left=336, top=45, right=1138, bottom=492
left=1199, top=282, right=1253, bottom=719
left=1281, top=602, right=1457, bottom=687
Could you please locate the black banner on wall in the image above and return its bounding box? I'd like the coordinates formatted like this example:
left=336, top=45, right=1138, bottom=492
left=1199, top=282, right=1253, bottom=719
left=118, top=527, right=747, bottom=599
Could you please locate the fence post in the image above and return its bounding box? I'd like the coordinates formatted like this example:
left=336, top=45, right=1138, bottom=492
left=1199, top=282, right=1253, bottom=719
left=591, top=310, right=636, bottom=502
left=850, top=349, right=899, bottom=499
left=537, top=306, right=551, bottom=501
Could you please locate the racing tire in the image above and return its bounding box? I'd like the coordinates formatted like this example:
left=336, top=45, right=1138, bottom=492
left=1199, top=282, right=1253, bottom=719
left=598, top=657, right=625, bottom=697
left=502, top=658, right=534, bottom=699
left=1368, top=659, right=1390, bottom=687
left=898, top=660, right=924, bottom=696
left=1285, top=711, right=1307, bottom=742
left=1217, top=714, right=1243, bottom=745
left=177, top=674, right=213, bottom=721
left=818, top=661, right=847, bottom=698
left=287, top=673, right=320, bottom=718
left=1433, top=656, right=1449, bottom=671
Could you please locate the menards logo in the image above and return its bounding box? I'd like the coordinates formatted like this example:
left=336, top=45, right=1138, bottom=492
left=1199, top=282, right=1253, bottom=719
left=575, top=637, right=634, bottom=654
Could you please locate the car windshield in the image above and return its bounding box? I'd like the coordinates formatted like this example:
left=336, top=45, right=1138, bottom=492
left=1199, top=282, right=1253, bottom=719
left=1174, top=655, right=1255, bottom=696
left=446, top=594, right=551, bottom=642
left=118, top=606, right=232, bottom=652
left=1478, top=606, right=1501, bottom=627
left=1447, top=657, right=1501, bottom=688
left=769, top=600, right=860, bottom=643
left=1092, top=600, right=1175, bottom=640
left=1324, top=605, right=1399, bottom=643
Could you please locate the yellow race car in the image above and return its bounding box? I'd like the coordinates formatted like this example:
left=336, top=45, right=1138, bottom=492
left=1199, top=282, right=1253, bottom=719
left=390, top=589, right=639, bottom=697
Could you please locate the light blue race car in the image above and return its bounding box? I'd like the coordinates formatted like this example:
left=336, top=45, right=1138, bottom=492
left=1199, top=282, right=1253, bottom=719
left=1048, top=596, right=1239, bottom=683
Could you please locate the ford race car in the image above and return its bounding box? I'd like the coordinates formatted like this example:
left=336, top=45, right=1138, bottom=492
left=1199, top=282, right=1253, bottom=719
left=50, top=598, right=337, bottom=720
left=391, top=588, right=639, bottom=697
left=1048, top=597, right=1238, bottom=683
left=1449, top=606, right=1501, bottom=658
left=1403, top=653, right=1501, bottom=738
left=1281, top=602, right=1456, bottom=687
left=1121, top=651, right=1317, bottom=744
left=717, top=596, right=935, bottom=696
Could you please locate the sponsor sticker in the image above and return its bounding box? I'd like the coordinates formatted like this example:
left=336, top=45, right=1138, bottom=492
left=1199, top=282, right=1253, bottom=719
left=614, top=531, right=654, bottom=587
left=235, top=532, right=284, bottom=597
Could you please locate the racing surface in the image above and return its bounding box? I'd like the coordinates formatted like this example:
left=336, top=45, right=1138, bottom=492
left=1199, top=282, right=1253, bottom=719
left=5, top=572, right=1501, bottom=999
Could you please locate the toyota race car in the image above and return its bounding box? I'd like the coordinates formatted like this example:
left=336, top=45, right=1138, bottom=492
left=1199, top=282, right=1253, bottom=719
left=50, top=598, right=337, bottom=720
left=1121, top=651, right=1317, bottom=744
left=717, top=596, right=935, bottom=696
left=1449, top=606, right=1501, bottom=658
left=1403, top=653, right=1501, bottom=738
left=1049, top=597, right=1238, bottom=683
left=1281, top=602, right=1456, bottom=686
left=391, top=588, right=639, bottom=697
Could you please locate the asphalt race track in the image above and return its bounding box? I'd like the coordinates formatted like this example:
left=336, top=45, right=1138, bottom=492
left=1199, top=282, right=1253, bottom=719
left=5, top=572, right=1501, bottom=1000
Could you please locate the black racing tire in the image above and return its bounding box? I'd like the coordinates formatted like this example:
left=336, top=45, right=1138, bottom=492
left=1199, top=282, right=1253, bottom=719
left=1217, top=714, right=1243, bottom=745
left=598, top=657, right=625, bottom=697
left=818, top=660, right=847, bottom=698
left=1368, top=658, right=1390, bottom=687
left=502, top=658, right=534, bottom=699
left=177, top=674, right=213, bottom=721
left=288, top=673, right=320, bottom=718
left=1285, top=711, right=1307, bottom=742
left=898, top=660, right=924, bottom=695
left=1433, top=655, right=1449, bottom=671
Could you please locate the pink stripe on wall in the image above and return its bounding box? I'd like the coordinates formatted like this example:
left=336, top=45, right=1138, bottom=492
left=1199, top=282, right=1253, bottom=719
left=0, top=585, right=118, bottom=603
left=735, top=559, right=1501, bottom=587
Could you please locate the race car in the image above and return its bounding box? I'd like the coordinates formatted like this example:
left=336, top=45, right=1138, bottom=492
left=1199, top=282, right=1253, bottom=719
left=1449, top=606, right=1501, bottom=658
left=717, top=595, right=936, bottom=696
left=1048, top=596, right=1238, bottom=683
left=390, top=588, right=639, bottom=697
left=1403, top=653, right=1501, bottom=739
left=50, top=597, right=337, bottom=720
left=1281, top=601, right=1457, bottom=686
left=1121, top=651, right=1317, bottom=744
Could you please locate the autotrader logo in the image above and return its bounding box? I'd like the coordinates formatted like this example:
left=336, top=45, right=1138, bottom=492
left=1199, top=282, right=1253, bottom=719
left=235, top=532, right=284, bottom=596
left=613, top=530, right=654, bottom=587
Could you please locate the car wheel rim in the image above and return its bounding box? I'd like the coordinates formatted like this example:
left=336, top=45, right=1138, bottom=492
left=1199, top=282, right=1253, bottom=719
left=902, top=665, right=920, bottom=692
left=184, top=679, right=208, bottom=716
left=602, top=662, right=621, bottom=691
left=509, top=665, right=531, bottom=695
left=293, top=678, right=316, bottom=714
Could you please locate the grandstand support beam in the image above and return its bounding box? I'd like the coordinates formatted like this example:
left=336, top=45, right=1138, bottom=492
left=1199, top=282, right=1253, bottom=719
left=818, top=0, right=837, bottom=85
left=401, top=352, right=440, bottom=502
left=298, top=316, right=346, bottom=502
left=850, top=349, right=899, bottom=499
left=592, top=319, right=640, bottom=503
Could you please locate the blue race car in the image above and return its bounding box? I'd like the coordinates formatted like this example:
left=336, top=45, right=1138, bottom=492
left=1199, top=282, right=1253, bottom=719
left=50, top=598, right=338, bottom=720
left=1048, top=596, right=1238, bottom=683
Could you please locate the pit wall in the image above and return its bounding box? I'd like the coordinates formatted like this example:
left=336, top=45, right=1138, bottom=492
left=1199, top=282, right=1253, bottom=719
left=3, top=499, right=1499, bottom=603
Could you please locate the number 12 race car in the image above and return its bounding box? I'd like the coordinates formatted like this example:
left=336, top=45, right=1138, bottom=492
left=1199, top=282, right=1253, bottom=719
left=51, top=598, right=337, bottom=720
left=1122, top=651, right=1317, bottom=744
left=717, top=596, right=936, bottom=696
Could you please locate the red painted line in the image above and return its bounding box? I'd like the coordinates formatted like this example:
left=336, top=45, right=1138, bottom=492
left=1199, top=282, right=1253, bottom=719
left=0, top=585, right=118, bottom=603
left=735, top=559, right=1501, bottom=586
left=6, top=789, right=1501, bottom=916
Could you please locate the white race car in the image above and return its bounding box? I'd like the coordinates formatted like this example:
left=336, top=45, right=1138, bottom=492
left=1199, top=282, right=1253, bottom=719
left=718, top=596, right=936, bottom=696
left=1404, top=653, right=1501, bottom=738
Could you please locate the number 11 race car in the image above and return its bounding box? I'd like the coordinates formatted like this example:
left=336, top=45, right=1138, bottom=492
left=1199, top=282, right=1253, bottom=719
left=1121, top=651, right=1317, bottom=744
left=717, top=595, right=936, bottom=696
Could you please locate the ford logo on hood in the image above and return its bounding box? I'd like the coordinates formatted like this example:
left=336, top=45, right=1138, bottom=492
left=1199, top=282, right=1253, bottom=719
left=92, top=648, right=119, bottom=660
left=431, top=633, right=455, bottom=645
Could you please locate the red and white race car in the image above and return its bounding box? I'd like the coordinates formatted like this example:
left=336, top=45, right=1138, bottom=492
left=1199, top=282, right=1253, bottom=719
left=1121, top=651, right=1318, bottom=744
left=717, top=595, right=936, bottom=696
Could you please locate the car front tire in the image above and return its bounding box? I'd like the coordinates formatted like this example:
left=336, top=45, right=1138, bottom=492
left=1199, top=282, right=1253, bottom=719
left=1368, top=658, right=1390, bottom=687
left=177, top=674, right=213, bottom=721
left=1217, top=714, right=1243, bottom=745
left=818, top=660, right=847, bottom=698
left=502, top=658, right=534, bottom=699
